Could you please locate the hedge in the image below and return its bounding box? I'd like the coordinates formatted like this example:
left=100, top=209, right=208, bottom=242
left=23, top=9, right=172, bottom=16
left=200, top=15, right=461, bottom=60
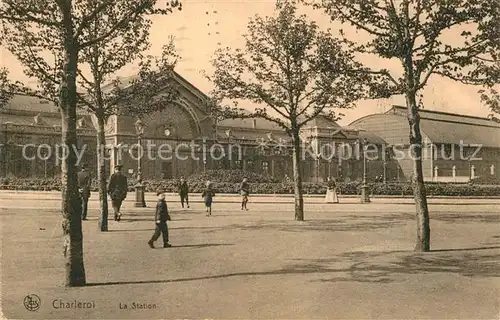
left=187, top=169, right=279, bottom=183
left=471, top=175, right=500, bottom=185
left=1, top=177, right=499, bottom=196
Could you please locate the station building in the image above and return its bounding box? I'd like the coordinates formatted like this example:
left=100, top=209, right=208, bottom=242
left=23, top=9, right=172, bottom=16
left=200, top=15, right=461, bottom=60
left=350, top=106, right=500, bottom=182
left=1, top=72, right=498, bottom=183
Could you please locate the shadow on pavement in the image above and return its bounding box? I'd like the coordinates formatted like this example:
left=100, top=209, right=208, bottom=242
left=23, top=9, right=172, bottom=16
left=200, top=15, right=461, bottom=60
left=200, top=213, right=413, bottom=233
left=170, top=243, right=234, bottom=248
left=107, top=229, right=154, bottom=232
left=431, top=246, right=500, bottom=252
left=86, top=267, right=345, bottom=287
left=195, top=212, right=499, bottom=234
left=86, top=246, right=500, bottom=288
left=431, top=213, right=500, bottom=223
left=302, top=246, right=500, bottom=284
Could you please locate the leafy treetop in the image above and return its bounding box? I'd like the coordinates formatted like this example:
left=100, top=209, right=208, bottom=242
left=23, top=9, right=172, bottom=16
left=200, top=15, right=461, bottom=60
left=208, top=2, right=382, bottom=136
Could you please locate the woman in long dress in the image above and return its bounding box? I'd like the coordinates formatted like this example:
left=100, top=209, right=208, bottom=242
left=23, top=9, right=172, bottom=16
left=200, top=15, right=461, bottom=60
left=325, top=177, right=339, bottom=203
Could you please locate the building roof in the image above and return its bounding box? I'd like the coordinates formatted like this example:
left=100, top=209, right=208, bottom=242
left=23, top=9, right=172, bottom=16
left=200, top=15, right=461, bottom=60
left=1, top=113, right=61, bottom=126
left=2, top=94, right=90, bottom=115
left=218, top=117, right=284, bottom=132
left=104, top=70, right=209, bottom=102
left=389, top=105, right=500, bottom=128
left=218, top=114, right=390, bottom=145
left=349, top=105, right=500, bottom=148
left=354, top=130, right=387, bottom=145
left=216, top=128, right=289, bottom=142
left=304, top=114, right=342, bottom=129
left=3, top=95, right=59, bottom=113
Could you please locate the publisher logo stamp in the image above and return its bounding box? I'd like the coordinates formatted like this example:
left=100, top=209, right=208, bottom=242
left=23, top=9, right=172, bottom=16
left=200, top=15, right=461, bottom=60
left=24, top=294, right=41, bottom=311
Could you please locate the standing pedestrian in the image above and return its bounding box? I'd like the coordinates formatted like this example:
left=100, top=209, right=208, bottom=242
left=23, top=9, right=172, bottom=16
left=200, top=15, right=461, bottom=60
left=148, top=189, right=171, bottom=248
left=201, top=180, right=215, bottom=216
left=239, top=177, right=250, bottom=211
left=77, top=163, right=92, bottom=220
left=325, top=177, right=339, bottom=203
left=178, top=177, right=190, bottom=208
left=107, top=164, right=128, bottom=221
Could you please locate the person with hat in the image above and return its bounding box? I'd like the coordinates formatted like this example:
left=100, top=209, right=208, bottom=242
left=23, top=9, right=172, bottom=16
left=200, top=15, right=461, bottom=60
left=148, top=188, right=171, bottom=248
left=239, top=177, right=250, bottom=211
left=77, top=163, right=92, bottom=220
left=107, top=164, right=128, bottom=221
left=201, top=180, right=215, bottom=216
left=178, top=177, right=190, bottom=208
left=325, top=177, right=339, bottom=204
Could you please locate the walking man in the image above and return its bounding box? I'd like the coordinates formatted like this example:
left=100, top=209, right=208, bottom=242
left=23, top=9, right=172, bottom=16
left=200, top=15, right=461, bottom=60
left=178, top=177, right=190, bottom=208
left=77, top=163, right=92, bottom=220
left=148, top=189, right=171, bottom=248
left=240, top=177, right=250, bottom=210
left=107, top=164, right=128, bottom=221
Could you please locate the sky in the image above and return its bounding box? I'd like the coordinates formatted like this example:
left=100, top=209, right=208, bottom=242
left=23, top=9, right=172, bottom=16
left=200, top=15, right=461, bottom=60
left=0, top=0, right=494, bottom=125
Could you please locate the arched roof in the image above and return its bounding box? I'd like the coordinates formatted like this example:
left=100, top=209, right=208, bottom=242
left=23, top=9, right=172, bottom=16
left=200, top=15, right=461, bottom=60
left=350, top=106, right=500, bottom=148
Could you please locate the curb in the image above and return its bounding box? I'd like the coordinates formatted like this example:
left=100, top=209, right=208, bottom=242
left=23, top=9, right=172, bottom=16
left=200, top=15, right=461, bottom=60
left=0, top=190, right=499, bottom=201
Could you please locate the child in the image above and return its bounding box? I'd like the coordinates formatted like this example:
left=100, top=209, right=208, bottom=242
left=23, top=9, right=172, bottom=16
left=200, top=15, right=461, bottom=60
left=239, top=177, right=250, bottom=210
left=148, top=189, right=171, bottom=248
left=201, top=180, right=215, bottom=216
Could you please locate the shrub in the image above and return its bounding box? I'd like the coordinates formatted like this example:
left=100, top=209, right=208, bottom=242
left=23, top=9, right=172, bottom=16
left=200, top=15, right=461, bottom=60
left=187, top=169, right=279, bottom=184
left=1, top=177, right=499, bottom=196
left=471, top=175, right=500, bottom=185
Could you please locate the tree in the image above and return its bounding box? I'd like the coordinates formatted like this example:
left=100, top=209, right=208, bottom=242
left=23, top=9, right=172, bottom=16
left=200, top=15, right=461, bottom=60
left=0, top=68, right=14, bottom=107
left=76, top=2, right=180, bottom=232
left=314, top=0, right=499, bottom=251
left=0, top=0, right=181, bottom=287
left=479, top=66, right=499, bottom=122
left=208, top=1, right=375, bottom=221
left=474, top=7, right=500, bottom=122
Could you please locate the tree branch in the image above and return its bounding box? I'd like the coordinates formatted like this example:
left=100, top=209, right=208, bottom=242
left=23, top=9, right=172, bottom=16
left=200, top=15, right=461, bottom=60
left=78, top=1, right=154, bottom=49
left=2, top=0, right=60, bottom=27
left=26, top=45, right=58, bottom=84
left=76, top=91, right=95, bottom=111
left=356, top=68, right=400, bottom=87
left=74, top=0, right=114, bottom=39
left=331, top=2, right=390, bottom=37
left=11, top=89, right=58, bottom=104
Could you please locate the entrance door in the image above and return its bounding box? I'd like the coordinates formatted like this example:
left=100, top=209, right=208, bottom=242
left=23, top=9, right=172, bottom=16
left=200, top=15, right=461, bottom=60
left=161, top=162, right=172, bottom=179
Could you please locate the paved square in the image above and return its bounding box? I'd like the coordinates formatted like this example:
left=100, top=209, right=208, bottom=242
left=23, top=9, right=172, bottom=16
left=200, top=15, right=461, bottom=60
left=1, top=192, right=499, bottom=319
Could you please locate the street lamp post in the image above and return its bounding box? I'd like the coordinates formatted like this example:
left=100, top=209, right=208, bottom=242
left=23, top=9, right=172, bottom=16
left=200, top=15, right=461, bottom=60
left=359, top=138, right=371, bottom=203
left=316, top=154, right=320, bottom=182
left=134, top=119, right=146, bottom=208
left=383, top=145, right=391, bottom=184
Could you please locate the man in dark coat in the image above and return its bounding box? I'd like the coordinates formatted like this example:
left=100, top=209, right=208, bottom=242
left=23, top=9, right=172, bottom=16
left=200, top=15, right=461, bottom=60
left=178, top=177, right=190, bottom=208
left=148, top=189, right=171, bottom=248
left=77, top=163, right=92, bottom=220
left=107, top=164, right=128, bottom=221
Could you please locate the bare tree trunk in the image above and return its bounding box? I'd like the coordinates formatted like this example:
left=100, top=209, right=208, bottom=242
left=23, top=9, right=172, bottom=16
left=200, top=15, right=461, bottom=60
left=292, top=131, right=304, bottom=221
left=406, top=91, right=431, bottom=252
left=58, top=2, right=86, bottom=285
left=97, top=116, right=109, bottom=231
left=60, top=42, right=86, bottom=286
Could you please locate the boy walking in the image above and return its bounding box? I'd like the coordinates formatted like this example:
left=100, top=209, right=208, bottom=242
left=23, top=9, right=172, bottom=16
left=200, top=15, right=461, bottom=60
left=148, top=189, right=171, bottom=248
left=239, top=177, right=250, bottom=211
